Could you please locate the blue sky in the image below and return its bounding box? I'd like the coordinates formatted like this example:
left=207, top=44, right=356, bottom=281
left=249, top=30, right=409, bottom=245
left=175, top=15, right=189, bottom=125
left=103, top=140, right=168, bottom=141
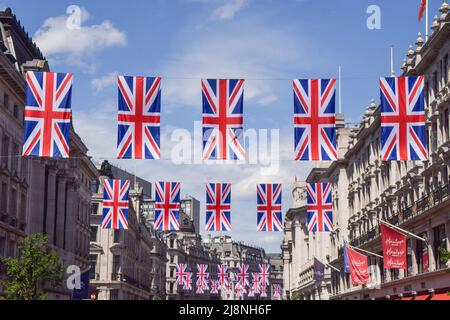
left=6, top=0, right=439, bottom=252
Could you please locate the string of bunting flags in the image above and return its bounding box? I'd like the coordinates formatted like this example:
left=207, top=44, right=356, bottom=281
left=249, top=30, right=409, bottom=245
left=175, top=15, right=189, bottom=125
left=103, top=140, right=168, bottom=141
left=20, top=70, right=429, bottom=282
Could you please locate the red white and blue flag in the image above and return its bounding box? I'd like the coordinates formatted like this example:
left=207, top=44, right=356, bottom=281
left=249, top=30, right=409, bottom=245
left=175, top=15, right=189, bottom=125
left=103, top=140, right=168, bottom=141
left=176, top=263, right=188, bottom=286
left=101, top=179, right=130, bottom=229
left=293, top=79, right=337, bottom=161
left=258, top=263, right=271, bottom=288
left=154, top=182, right=181, bottom=231
left=217, top=264, right=229, bottom=290
left=210, top=279, right=219, bottom=294
left=205, top=183, right=232, bottom=231
left=251, top=273, right=261, bottom=295
left=273, top=284, right=282, bottom=300
left=306, top=182, right=333, bottom=232
left=235, top=263, right=249, bottom=293
left=117, top=76, right=161, bottom=159
left=196, top=264, right=210, bottom=291
left=183, top=272, right=193, bottom=290
left=23, top=71, right=73, bottom=158
left=202, top=79, right=245, bottom=160
left=380, top=76, right=427, bottom=161
left=257, top=184, right=283, bottom=232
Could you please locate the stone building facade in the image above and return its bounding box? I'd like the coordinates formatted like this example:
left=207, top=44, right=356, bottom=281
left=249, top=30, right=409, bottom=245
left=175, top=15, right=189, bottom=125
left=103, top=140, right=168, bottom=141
left=282, top=1, right=450, bottom=300
left=0, top=8, right=98, bottom=299
left=89, top=162, right=167, bottom=300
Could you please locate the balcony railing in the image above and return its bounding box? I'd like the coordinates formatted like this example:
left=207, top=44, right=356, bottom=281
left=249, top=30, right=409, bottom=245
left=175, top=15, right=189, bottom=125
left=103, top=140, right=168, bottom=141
left=350, top=182, right=449, bottom=247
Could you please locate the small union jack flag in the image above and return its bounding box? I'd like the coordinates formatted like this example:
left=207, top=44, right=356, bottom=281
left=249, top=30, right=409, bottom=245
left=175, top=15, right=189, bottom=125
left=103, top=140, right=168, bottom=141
left=101, top=179, right=130, bottom=229
left=196, top=264, right=210, bottom=291
left=202, top=79, right=245, bottom=160
left=258, top=264, right=271, bottom=288
left=210, top=279, right=219, bottom=294
left=248, top=282, right=255, bottom=298
left=293, top=79, right=337, bottom=161
left=260, top=285, right=267, bottom=298
left=306, top=182, right=333, bottom=232
left=251, top=273, right=261, bottom=295
left=235, top=283, right=244, bottom=298
left=183, top=272, right=193, bottom=290
left=272, top=284, right=282, bottom=300
left=380, top=76, right=427, bottom=160
left=154, top=182, right=181, bottom=231
left=205, top=183, right=231, bottom=231
left=117, top=76, right=161, bottom=159
left=23, top=71, right=73, bottom=158
left=257, top=184, right=283, bottom=232
left=176, top=263, right=188, bottom=286
left=217, top=264, right=229, bottom=290
left=235, top=263, right=249, bottom=293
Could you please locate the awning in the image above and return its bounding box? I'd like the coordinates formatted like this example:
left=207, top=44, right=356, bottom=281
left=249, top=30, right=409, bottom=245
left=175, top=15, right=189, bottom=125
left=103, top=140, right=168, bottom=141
left=414, top=294, right=431, bottom=300
left=430, top=293, right=450, bottom=300
left=401, top=296, right=414, bottom=300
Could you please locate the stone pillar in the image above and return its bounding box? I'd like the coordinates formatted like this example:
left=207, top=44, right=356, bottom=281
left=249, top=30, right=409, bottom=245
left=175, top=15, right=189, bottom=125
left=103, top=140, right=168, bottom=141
left=55, top=176, right=67, bottom=249
left=411, top=238, right=418, bottom=276
left=45, top=167, right=57, bottom=244
left=65, top=180, right=78, bottom=253
left=427, top=227, right=436, bottom=272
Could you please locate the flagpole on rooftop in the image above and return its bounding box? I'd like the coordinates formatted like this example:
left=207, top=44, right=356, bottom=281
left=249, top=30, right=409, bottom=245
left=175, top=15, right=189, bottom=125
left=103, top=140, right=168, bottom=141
left=426, top=0, right=429, bottom=41
left=376, top=218, right=428, bottom=244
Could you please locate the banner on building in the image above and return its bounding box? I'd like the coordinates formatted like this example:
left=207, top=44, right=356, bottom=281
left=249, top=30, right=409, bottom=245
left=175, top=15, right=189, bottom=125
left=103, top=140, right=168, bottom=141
left=346, top=246, right=370, bottom=285
left=381, top=223, right=407, bottom=269
left=313, top=258, right=325, bottom=282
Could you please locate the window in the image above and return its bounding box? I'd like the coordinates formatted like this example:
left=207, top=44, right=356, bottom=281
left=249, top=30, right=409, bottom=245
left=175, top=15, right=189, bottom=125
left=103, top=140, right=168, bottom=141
left=112, top=255, right=120, bottom=275
left=90, top=226, right=98, bottom=242
left=11, top=143, right=18, bottom=173
left=10, top=188, right=16, bottom=219
left=13, top=104, right=18, bottom=119
left=0, top=236, right=5, bottom=256
left=91, top=203, right=99, bottom=215
left=89, top=254, right=97, bottom=279
left=443, top=54, right=448, bottom=84
left=169, top=238, right=175, bottom=248
left=113, top=230, right=121, bottom=243
left=433, top=71, right=438, bottom=97
left=2, top=134, right=9, bottom=167
left=110, top=289, right=119, bottom=300
left=170, top=267, right=174, bottom=278
left=3, top=93, right=9, bottom=109
left=416, top=235, right=428, bottom=274
left=444, top=108, right=450, bottom=140
left=1, top=182, right=7, bottom=213
left=8, top=240, right=15, bottom=257
left=433, top=224, right=447, bottom=269
left=169, top=282, right=174, bottom=293
left=406, top=239, right=413, bottom=276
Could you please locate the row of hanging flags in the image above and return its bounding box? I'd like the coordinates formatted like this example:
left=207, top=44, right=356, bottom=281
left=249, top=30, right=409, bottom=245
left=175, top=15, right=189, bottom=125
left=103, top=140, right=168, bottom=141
left=175, top=262, right=282, bottom=299
left=22, top=72, right=428, bottom=161
left=101, top=179, right=332, bottom=233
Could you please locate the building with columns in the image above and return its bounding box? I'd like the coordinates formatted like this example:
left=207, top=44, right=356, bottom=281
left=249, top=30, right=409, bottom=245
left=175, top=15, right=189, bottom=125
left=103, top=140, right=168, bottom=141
left=0, top=8, right=98, bottom=299
left=282, top=1, right=450, bottom=300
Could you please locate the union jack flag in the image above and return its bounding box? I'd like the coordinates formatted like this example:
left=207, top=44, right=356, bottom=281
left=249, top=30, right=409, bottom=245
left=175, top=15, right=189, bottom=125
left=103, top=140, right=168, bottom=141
left=210, top=279, right=219, bottom=294
left=272, top=284, right=282, bottom=300
left=258, top=263, right=271, bottom=288
left=293, top=79, right=337, bottom=161
left=154, top=182, right=181, bottom=231
left=183, top=272, right=193, bottom=290
left=23, top=71, right=73, bottom=158
left=235, top=263, right=249, bottom=293
left=101, top=179, right=130, bottom=229
left=260, top=285, right=267, bottom=298
left=248, top=282, right=255, bottom=297
left=117, top=76, right=161, bottom=159
left=176, top=263, right=188, bottom=286
left=306, top=182, right=333, bottom=232
left=202, top=79, right=245, bottom=160
left=251, top=273, right=261, bottom=295
left=217, top=264, right=229, bottom=290
left=380, top=76, right=427, bottom=160
left=205, top=183, right=231, bottom=231
left=257, top=184, right=283, bottom=232
left=196, top=264, right=210, bottom=291
left=235, top=283, right=244, bottom=298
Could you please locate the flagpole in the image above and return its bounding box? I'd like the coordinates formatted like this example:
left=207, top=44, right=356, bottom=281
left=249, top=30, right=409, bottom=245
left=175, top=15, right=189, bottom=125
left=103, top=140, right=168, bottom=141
left=338, top=65, right=342, bottom=114
left=390, top=45, right=395, bottom=76
left=347, top=244, right=383, bottom=259
left=326, top=262, right=341, bottom=273
left=425, top=0, right=429, bottom=41
left=376, top=218, right=428, bottom=244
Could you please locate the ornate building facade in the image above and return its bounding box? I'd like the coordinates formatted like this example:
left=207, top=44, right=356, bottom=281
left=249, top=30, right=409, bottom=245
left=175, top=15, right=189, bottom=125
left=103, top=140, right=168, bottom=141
left=282, top=1, right=450, bottom=300
left=0, top=8, right=98, bottom=299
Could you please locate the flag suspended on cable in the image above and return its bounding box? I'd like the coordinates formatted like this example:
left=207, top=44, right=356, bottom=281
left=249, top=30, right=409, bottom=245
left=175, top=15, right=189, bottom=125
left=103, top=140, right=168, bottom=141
left=273, top=284, right=282, bottom=300
left=117, top=76, right=161, bottom=159
left=293, top=79, right=337, bottom=161
left=346, top=245, right=370, bottom=285
left=380, top=76, right=427, bottom=161
left=217, top=264, right=229, bottom=290
left=251, top=272, right=261, bottom=295
left=154, top=182, right=181, bottom=231
left=183, top=272, right=193, bottom=290
left=202, top=79, right=245, bottom=160
left=258, top=263, right=271, bottom=288
left=235, top=263, right=250, bottom=293
left=176, top=263, right=188, bottom=286
left=380, top=223, right=407, bottom=269
left=210, top=279, right=219, bottom=294
left=306, top=182, right=333, bottom=232
left=23, top=71, right=73, bottom=158
left=196, top=264, right=210, bottom=291
left=418, top=0, right=427, bottom=21
left=257, top=184, right=283, bottom=232
left=101, top=179, right=130, bottom=229
left=205, top=183, right=232, bottom=231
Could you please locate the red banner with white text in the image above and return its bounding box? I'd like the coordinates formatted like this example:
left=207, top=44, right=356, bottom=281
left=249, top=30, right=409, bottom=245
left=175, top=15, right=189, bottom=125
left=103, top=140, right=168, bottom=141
left=347, top=246, right=370, bottom=285
left=381, top=224, right=407, bottom=269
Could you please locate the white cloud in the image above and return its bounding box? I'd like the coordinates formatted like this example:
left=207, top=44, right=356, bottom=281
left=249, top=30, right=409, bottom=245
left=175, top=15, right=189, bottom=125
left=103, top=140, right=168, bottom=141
left=34, top=8, right=126, bottom=69
left=211, top=0, right=249, bottom=21
left=91, top=72, right=118, bottom=92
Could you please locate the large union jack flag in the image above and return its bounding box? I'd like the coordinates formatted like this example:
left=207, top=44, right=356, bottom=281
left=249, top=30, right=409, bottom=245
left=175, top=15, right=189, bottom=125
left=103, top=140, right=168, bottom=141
left=217, top=264, right=229, bottom=290
left=205, top=183, right=231, bottom=231
left=293, top=79, right=337, bottom=161
left=154, top=182, right=181, bottom=231
left=202, top=79, right=245, bottom=160
left=196, top=264, right=210, bottom=291
left=306, top=182, right=333, bottom=233
left=380, top=76, right=427, bottom=160
left=235, top=263, right=249, bottom=293
left=258, top=263, right=271, bottom=288
left=257, top=184, right=283, bottom=232
left=176, top=263, right=188, bottom=286
left=23, top=71, right=73, bottom=158
left=117, top=76, right=161, bottom=159
left=102, top=179, right=130, bottom=229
